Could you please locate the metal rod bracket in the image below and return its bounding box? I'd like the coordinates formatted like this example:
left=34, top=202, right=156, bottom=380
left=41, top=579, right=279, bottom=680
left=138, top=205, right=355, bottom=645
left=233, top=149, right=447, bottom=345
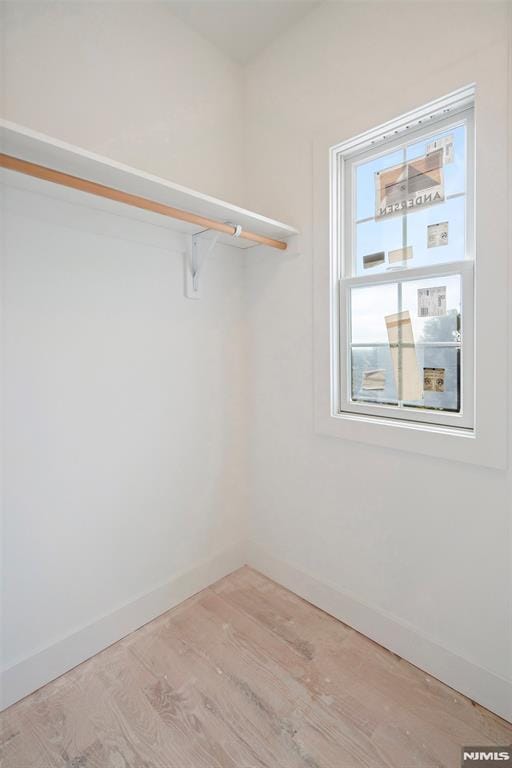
left=184, top=222, right=245, bottom=299
left=184, top=229, right=220, bottom=299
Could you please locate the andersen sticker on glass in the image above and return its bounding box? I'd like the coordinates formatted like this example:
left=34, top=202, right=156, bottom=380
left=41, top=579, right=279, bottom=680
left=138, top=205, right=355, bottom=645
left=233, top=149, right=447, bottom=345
left=375, top=149, right=445, bottom=219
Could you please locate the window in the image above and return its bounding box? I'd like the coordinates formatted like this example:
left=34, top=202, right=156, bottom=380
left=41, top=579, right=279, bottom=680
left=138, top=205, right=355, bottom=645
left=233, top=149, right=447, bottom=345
left=332, top=92, right=474, bottom=430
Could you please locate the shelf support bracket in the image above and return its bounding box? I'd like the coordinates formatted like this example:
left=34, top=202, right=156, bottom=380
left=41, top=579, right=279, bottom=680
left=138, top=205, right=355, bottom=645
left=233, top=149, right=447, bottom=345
left=184, top=230, right=219, bottom=299
left=184, top=223, right=241, bottom=299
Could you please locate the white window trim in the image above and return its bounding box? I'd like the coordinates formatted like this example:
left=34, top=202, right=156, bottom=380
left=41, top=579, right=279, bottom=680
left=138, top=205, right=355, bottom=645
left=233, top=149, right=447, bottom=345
left=313, top=80, right=509, bottom=469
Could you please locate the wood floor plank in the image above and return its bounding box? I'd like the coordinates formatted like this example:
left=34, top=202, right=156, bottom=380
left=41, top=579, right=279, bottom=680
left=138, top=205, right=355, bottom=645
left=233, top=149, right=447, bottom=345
left=199, top=588, right=381, bottom=740
left=25, top=658, right=109, bottom=764
left=0, top=706, right=56, bottom=768
left=213, top=567, right=353, bottom=658
left=129, top=629, right=277, bottom=768
left=165, top=591, right=399, bottom=767
left=202, top=586, right=451, bottom=767
left=128, top=632, right=267, bottom=768
left=1, top=566, right=510, bottom=768
left=94, top=645, right=203, bottom=768
left=218, top=570, right=512, bottom=747
left=146, top=605, right=311, bottom=767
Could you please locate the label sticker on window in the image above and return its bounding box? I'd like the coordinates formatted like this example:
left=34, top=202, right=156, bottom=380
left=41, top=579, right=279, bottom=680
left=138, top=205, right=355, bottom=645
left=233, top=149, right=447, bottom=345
left=418, top=286, right=447, bottom=317
left=363, top=251, right=385, bottom=269
left=427, top=221, right=449, bottom=247
left=388, top=246, right=413, bottom=264
left=362, top=369, right=386, bottom=390
left=426, top=135, right=454, bottom=164
left=375, top=149, right=444, bottom=220
left=424, top=367, right=445, bottom=392
left=385, top=311, right=423, bottom=402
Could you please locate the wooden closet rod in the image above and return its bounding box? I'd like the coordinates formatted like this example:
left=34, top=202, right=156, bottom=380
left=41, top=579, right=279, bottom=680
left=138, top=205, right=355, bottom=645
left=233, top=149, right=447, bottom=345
left=0, top=153, right=288, bottom=251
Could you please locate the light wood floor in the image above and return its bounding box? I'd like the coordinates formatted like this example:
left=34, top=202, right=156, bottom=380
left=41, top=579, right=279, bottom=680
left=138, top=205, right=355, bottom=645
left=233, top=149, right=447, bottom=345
left=1, top=567, right=511, bottom=768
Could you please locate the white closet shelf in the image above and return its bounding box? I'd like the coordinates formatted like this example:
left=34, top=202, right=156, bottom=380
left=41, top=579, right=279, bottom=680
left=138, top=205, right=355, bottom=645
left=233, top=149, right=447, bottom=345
left=0, top=120, right=299, bottom=250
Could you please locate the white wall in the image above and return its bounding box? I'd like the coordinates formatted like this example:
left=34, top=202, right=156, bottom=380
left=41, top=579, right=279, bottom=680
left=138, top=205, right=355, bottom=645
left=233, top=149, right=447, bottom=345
left=0, top=1, right=247, bottom=706
left=0, top=1, right=244, bottom=202
left=243, top=1, right=512, bottom=718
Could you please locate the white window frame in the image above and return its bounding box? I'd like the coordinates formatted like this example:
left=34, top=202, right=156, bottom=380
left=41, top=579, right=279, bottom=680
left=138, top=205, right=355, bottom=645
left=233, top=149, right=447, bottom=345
left=312, top=78, right=509, bottom=469
left=333, top=101, right=475, bottom=431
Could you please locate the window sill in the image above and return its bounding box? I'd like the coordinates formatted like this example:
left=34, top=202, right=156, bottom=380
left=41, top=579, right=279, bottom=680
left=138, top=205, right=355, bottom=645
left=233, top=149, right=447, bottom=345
left=335, top=409, right=474, bottom=438
left=315, top=408, right=507, bottom=469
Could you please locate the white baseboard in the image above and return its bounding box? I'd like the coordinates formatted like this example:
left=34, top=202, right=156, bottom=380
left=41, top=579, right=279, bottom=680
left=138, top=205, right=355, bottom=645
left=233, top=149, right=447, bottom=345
left=247, top=543, right=512, bottom=724
left=5, top=540, right=511, bottom=725
left=1, top=542, right=246, bottom=711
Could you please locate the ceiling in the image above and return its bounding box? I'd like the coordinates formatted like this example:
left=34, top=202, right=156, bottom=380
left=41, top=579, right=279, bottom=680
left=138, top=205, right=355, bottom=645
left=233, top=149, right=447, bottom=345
left=167, top=0, right=321, bottom=65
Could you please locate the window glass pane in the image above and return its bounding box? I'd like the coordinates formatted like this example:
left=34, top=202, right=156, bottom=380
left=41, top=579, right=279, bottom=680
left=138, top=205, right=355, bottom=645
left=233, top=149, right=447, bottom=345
left=403, top=346, right=460, bottom=413
left=401, top=274, right=461, bottom=343
left=403, top=195, right=465, bottom=268
left=351, top=346, right=398, bottom=405
left=351, top=282, right=397, bottom=344
left=355, top=149, right=403, bottom=221
left=406, top=123, right=466, bottom=198
left=356, top=217, right=402, bottom=276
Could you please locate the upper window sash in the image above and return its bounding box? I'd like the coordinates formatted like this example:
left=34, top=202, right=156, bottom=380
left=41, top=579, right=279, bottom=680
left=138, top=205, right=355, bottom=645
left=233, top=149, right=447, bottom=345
left=334, top=104, right=475, bottom=281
